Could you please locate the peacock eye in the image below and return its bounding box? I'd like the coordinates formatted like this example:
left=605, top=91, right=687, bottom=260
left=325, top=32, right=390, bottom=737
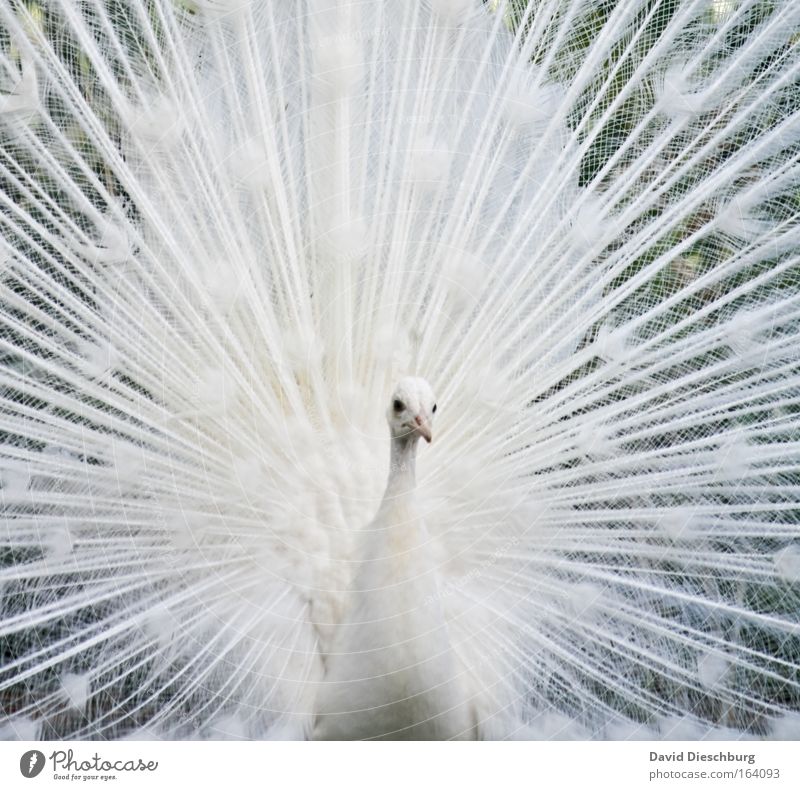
left=393, top=399, right=404, bottom=412
left=432, top=403, right=437, bottom=414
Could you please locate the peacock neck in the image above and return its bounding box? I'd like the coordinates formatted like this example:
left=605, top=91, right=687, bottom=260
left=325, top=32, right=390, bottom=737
left=385, top=434, right=418, bottom=500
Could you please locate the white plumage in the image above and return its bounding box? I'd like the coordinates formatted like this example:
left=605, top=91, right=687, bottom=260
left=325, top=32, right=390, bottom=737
left=313, top=377, right=478, bottom=739
left=0, top=0, right=799, bottom=740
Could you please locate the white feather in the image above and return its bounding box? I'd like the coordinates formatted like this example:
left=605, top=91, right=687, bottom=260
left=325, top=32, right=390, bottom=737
left=0, top=0, right=798, bottom=741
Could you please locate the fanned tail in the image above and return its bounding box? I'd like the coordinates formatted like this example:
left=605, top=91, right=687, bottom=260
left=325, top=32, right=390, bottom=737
left=1, top=0, right=799, bottom=739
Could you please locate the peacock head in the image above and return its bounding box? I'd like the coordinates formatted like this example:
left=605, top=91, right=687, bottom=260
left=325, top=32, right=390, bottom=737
left=387, top=377, right=437, bottom=444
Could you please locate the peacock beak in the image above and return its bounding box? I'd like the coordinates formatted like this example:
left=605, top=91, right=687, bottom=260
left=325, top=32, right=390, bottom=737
left=414, top=414, right=432, bottom=444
